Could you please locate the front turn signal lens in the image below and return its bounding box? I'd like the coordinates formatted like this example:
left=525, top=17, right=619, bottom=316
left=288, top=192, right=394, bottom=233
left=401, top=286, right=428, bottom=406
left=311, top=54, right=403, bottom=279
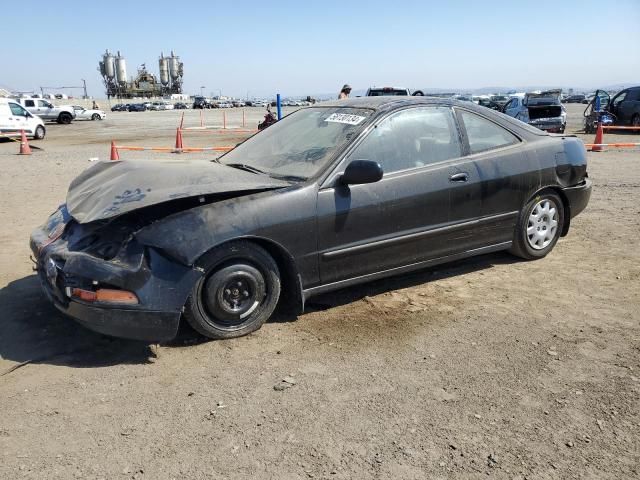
left=71, top=288, right=139, bottom=305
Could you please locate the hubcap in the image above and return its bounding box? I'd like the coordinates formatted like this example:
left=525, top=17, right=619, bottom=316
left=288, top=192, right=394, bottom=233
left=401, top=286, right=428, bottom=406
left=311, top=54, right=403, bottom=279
left=526, top=199, right=558, bottom=250
left=203, top=266, right=264, bottom=328
left=220, top=277, right=254, bottom=314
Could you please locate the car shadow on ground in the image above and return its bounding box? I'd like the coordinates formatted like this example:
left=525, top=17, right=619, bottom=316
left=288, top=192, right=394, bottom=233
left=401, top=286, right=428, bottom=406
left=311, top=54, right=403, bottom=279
left=0, top=275, right=154, bottom=369
left=301, top=251, right=518, bottom=313
left=0, top=251, right=518, bottom=368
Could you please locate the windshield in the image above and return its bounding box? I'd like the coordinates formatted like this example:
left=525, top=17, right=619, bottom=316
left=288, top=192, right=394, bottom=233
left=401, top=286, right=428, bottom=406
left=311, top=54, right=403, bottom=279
left=219, top=107, right=373, bottom=180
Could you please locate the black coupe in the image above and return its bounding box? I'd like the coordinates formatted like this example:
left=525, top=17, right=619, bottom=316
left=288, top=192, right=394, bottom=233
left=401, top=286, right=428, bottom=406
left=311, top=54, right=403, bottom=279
left=31, top=97, right=591, bottom=341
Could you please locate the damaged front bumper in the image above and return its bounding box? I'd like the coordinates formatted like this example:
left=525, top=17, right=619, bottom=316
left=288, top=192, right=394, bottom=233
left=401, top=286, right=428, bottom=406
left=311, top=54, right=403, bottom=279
left=30, top=206, right=201, bottom=342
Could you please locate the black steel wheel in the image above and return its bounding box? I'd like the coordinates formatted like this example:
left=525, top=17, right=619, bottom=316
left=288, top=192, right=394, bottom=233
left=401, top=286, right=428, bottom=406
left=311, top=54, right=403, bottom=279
left=185, top=241, right=280, bottom=339
left=510, top=191, right=565, bottom=260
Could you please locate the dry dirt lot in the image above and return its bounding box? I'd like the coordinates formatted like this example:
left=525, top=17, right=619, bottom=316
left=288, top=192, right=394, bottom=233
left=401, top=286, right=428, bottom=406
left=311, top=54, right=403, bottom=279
left=0, top=104, right=638, bottom=479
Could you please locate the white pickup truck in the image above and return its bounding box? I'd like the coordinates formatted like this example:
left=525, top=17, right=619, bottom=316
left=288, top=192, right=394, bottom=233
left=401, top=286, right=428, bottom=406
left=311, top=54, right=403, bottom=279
left=15, top=98, right=76, bottom=124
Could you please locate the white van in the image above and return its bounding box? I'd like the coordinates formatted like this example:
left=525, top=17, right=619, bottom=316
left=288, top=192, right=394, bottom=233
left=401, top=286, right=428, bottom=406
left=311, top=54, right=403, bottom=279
left=0, top=98, right=46, bottom=139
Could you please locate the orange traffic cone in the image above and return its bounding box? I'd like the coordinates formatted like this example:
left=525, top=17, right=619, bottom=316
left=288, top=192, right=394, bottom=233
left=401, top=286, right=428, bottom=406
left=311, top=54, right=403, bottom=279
left=18, top=130, right=32, bottom=155
left=110, top=140, right=120, bottom=161
left=592, top=121, right=604, bottom=152
left=174, top=128, right=183, bottom=151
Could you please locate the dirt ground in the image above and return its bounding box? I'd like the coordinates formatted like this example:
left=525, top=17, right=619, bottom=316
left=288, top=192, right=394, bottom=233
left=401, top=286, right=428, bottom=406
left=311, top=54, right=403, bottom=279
left=0, top=104, right=638, bottom=479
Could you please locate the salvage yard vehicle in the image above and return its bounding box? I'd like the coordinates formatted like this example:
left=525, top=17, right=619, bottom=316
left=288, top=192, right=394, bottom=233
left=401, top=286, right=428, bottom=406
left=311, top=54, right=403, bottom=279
left=30, top=97, right=591, bottom=342
left=128, top=103, right=147, bottom=112
left=0, top=98, right=46, bottom=139
left=582, top=87, right=640, bottom=133
left=15, top=98, right=75, bottom=124
left=503, top=90, right=566, bottom=133
left=366, top=87, right=411, bottom=96
left=72, top=105, right=106, bottom=121
left=563, top=94, right=587, bottom=104
left=607, top=86, right=640, bottom=127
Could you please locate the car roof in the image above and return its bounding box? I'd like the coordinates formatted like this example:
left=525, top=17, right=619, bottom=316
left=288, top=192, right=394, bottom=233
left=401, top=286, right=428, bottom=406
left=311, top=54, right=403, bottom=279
left=317, top=96, right=456, bottom=110
left=312, top=96, right=549, bottom=136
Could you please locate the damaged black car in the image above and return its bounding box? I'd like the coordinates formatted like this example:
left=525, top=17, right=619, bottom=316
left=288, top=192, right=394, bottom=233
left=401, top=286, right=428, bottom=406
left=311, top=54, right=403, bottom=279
left=31, top=97, right=592, bottom=342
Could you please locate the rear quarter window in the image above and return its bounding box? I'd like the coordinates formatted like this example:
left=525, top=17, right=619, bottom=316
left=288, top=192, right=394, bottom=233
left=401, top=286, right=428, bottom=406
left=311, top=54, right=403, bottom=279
left=458, top=110, right=520, bottom=154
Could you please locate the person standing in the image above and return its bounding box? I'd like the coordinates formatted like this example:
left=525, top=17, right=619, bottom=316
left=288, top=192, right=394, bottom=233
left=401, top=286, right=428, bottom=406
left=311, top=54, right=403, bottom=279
left=338, top=84, right=352, bottom=99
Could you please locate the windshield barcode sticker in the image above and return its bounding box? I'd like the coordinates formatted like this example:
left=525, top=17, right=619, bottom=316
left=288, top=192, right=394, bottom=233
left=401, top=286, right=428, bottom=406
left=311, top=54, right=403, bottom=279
left=325, top=113, right=366, bottom=125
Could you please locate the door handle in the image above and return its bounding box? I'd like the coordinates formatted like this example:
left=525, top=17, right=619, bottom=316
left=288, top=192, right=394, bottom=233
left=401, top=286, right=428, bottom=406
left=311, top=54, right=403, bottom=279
left=449, top=172, right=469, bottom=183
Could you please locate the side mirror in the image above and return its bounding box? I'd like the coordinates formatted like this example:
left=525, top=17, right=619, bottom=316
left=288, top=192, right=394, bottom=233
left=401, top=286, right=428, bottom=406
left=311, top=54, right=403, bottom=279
left=340, top=160, right=383, bottom=185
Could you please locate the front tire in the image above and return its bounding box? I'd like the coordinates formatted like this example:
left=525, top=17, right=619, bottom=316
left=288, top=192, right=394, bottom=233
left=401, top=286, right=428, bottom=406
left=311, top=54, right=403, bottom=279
left=184, top=241, right=281, bottom=339
left=91, top=113, right=101, bottom=121
left=631, top=114, right=640, bottom=127
left=33, top=125, right=45, bottom=140
left=510, top=191, right=564, bottom=260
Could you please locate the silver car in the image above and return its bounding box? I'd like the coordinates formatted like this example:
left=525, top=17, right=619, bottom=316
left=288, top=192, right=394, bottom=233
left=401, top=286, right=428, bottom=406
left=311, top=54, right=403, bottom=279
left=503, top=90, right=566, bottom=133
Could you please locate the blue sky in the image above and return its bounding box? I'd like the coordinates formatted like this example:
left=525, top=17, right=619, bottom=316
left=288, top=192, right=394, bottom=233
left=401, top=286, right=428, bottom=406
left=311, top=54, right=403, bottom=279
left=4, top=0, right=639, bottom=98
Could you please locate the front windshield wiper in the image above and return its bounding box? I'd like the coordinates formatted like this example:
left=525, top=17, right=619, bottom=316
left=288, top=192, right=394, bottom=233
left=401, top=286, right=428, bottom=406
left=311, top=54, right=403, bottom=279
left=268, top=173, right=308, bottom=182
left=224, top=163, right=267, bottom=175
left=224, top=163, right=306, bottom=182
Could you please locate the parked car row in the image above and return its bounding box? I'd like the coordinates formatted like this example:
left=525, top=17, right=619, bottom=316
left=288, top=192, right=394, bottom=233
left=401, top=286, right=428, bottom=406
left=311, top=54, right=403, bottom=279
left=193, top=97, right=305, bottom=109
left=1, top=98, right=106, bottom=138
left=110, top=101, right=190, bottom=112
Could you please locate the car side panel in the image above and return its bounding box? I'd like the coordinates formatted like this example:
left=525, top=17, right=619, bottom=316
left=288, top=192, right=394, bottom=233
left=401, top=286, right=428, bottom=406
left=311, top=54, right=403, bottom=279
left=316, top=165, right=452, bottom=284
left=134, top=185, right=321, bottom=288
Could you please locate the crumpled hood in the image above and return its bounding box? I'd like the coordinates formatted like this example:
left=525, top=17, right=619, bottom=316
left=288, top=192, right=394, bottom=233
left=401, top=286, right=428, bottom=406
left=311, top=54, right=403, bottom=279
left=67, top=159, right=290, bottom=224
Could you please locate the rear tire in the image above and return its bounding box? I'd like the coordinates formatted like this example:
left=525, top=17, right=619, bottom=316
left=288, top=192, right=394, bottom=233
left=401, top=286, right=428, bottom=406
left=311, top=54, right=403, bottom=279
left=509, top=191, right=564, bottom=260
left=184, top=241, right=281, bottom=339
left=57, top=112, right=72, bottom=124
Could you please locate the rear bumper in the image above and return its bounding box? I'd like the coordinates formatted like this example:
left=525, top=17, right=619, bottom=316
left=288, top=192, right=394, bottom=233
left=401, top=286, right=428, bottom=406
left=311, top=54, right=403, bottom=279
left=562, top=178, right=592, bottom=219
left=529, top=121, right=565, bottom=133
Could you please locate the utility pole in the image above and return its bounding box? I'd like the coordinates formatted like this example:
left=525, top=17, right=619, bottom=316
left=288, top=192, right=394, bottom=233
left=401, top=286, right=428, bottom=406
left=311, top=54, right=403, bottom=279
left=81, top=79, right=88, bottom=99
